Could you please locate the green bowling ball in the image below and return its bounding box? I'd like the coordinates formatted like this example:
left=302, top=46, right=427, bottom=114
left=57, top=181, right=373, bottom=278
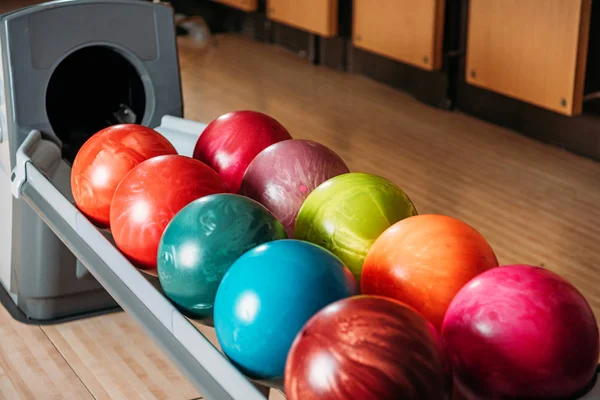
left=157, top=193, right=287, bottom=324
left=294, top=172, right=417, bottom=282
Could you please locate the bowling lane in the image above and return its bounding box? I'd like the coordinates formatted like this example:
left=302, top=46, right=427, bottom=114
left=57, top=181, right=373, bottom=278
left=0, top=301, right=93, bottom=399
left=41, top=311, right=201, bottom=400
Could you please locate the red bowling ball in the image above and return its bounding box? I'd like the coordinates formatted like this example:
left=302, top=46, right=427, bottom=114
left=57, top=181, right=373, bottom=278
left=193, top=110, right=292, bottom=193
left=442, top=264, right=599, bottom=399
left=71, top=124, right=177, bottom=228
left=285, top=296, right=450, bottom=400
left=110, top=155, right=227, bottom=271
left=240, top=139, right=349, bottom=236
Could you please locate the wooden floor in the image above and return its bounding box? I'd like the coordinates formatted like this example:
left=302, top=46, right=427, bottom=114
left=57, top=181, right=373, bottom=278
left=2, top=1, right=600, bottom=399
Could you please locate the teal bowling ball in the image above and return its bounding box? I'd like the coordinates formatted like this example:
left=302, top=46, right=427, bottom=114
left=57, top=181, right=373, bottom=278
left=213, top=239, right=358, bottom=382
left=157, top=193, right=287, bottom=324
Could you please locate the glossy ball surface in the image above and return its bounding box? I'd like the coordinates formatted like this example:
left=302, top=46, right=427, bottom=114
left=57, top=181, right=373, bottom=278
left=240, top=139, right=349, bottom=237
left=213, top=239, right=357, bottom=381
left=284, top=295, right=450, bottom=400
left=157, top=193, right=287, bottom=323
left=294, top=172, right=417, bottom=281
left=442, top=264, right=600, bottom=399
left=71, top=124, right=177, bottom=227
left=193, top=110, right=292, bottom=193
left=110, top=155, right=227, bottom=270
left=362, top=214, right=498, bottom=330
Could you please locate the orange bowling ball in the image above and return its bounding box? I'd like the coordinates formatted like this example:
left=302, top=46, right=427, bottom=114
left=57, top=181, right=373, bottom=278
left=71, top=124, right=177, bottom=228
left=361, top=214, right=498, bottom=330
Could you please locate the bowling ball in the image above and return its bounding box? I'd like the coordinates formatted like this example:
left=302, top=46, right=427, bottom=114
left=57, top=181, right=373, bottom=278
left=442, top=264, right=600, bottom=400
left=294, top=172, right=417, bottom=281
left=71, top=124, right=177, bottom=227
left=193, top=110, right=292, bottom=193
left=361, top=214, right=498, bottom=330
left=110, top=155, right=227, bottom=271
left=284, top=295, right=451, bottom=400
left=157, top=193, right=287, bottom=324
left=240, top=139, right=349, bottom=236
left=427, top=320, right=453, bottom=393
left=213, top=239, right=357, bottom=382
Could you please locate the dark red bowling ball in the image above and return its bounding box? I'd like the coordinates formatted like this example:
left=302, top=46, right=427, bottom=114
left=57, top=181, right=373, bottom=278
left=193, top=110, right=292, bottom=193
left=285, top=295, right=450, bottom=400
left=240, top=139, right=349, bottom=236
left=71, top=124, right=177, bottom=228
left=442, top=264, right=599, bottom=399
left=110, top=155, right=227, bottom=271
left=427, top=320, right=453, bottom=394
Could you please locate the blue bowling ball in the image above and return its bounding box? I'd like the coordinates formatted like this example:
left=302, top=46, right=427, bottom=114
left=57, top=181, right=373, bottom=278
left=213, top=239, right=358, bottom=381
left=157, top=193, right=287, bottom=324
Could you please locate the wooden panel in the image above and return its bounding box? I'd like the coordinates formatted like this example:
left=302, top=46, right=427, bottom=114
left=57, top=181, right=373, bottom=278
left=352, top=0, right=446, bottom=71
left=267, top=0, right=338, bottom=38
left=213, top=0, right=257, bottom=12
left=466, top=0, right=592, bottom=116
left=0, top=0, right=43, bottom=12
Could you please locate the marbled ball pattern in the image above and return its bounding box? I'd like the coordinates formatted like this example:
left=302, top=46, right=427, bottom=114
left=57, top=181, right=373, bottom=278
left=157, top=194, right=287, bottom=324
left=240, top=139, right=349, bottom=237
left=157, top=193, right=287, bottom=323
left=442, top=264, right=600, bottom=399
left=285, top=295, right=450, bottom=400
left=110, top=155, right=228, bottom=270
left=71, top=124, right=177, bottom=227
left=294, top=172, right=417, bottom=281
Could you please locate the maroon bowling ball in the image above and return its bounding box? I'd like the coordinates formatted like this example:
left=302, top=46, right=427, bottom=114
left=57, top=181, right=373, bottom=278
left=284, top=295, right=450, bottom=400
left=240, top=139, right=349, bottom=236
left=427, top=320, right=453, bottom=394
left=442, top=264, right=599, bottom=399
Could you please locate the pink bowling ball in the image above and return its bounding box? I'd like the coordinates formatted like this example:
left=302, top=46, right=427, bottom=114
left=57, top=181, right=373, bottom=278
left=442, top=264, right=599, bottom=399
left=240, top=139, right=349, bottom=236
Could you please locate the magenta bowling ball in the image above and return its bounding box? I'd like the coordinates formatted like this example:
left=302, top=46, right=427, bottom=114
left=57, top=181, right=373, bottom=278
left=240, top=139, right=349, bottom=236
left=442, top=264, right=599, bottom=399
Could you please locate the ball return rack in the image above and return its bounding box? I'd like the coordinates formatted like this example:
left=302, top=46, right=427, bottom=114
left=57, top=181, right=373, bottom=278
left=14, top=121, right=600, bottom=400
left=11, top=119, right=273, bottom=400
left=0, top=1, right=598, bottom=399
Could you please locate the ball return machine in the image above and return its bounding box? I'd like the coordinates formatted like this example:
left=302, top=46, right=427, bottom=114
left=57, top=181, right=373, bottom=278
left=0, top=1, right=598, bottom=399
